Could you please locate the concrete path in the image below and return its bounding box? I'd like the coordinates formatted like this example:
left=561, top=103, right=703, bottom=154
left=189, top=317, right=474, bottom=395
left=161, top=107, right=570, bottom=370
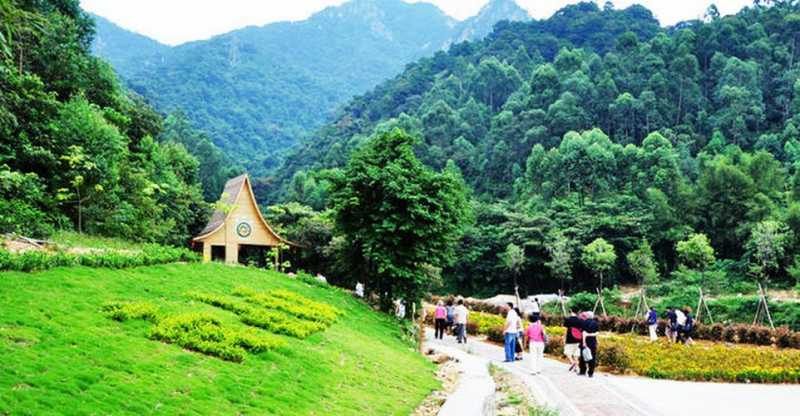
left=426, top=343, right=495, bottom=416
left=424, top=329, right=800, bottom=416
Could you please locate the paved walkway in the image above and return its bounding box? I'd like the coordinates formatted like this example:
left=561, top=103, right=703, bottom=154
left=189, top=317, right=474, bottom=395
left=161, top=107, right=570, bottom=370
left=428, top=343, right=495, bottom=416
left=424, top=329, right=800, bottom=416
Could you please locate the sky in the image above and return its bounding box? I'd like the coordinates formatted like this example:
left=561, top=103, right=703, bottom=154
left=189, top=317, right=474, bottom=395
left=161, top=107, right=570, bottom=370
left=80, top=0, right=755, bottom=46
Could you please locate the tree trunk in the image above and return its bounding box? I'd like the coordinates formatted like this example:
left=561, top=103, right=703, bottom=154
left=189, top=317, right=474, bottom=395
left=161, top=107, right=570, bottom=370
left=77, top=188, right=82, bottom=234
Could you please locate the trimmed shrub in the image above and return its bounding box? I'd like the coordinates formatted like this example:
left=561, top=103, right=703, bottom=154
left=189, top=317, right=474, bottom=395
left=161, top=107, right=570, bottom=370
left=149, top=313, right=284, bottom=362
left=102, top=301, right=159, bottom=322
left=233, top=286, right=340, bottom=324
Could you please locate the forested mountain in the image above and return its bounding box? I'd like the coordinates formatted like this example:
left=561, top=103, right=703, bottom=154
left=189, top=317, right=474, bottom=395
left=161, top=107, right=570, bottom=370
left=91, top=0, right=530, bottom=173
left=90, top=13, right=169, bottom=79
left=451, top=0, right=530, bottom=43
left=0, top=0, right=212, bottom=244
left=270, top=1, right=800, bottom=296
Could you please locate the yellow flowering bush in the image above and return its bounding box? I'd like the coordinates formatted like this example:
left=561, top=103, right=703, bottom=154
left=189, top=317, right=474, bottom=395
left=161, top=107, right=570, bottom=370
left=603, top=335, right=800, bottom=383
left=187, top=291, right=326, bottom=338
left=149, top=313, right=285, bottom=362
left=102, top=301, right=159, bottom=322
left=233, top=286, right=341, bottom=324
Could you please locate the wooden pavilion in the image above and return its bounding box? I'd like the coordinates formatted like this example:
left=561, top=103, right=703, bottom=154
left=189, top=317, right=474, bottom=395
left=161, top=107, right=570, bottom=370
left=193, top=174, right=295, bottom=264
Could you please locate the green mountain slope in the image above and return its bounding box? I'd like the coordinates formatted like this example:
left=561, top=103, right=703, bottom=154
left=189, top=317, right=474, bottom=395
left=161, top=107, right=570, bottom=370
left=90, top=13, right=169, bottom=79
left=91, top=0, right=530, bottom=173
left=271, top=1, right=664, bottom=200
left=0, top=263, right=437, bottom=414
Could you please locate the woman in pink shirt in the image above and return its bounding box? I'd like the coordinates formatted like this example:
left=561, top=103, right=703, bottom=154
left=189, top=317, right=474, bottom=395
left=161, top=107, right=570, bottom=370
left=434, top=301, right=447, bottom=340
left=524, top=314, right=548, bottom=374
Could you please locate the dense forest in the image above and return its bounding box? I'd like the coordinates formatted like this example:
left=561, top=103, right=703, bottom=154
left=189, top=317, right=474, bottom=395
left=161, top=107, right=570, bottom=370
left=92, top=0, right=530, bottom=174
left=0, top=0, right=229, bottom=244
left=265, top=0, right=800, bottom=298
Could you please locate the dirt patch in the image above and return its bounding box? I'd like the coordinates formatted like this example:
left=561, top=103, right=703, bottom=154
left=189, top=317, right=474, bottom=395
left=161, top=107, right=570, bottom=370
left=411, top=349, right=462, bottom=416
left=2, top=236, right=49, bottom=253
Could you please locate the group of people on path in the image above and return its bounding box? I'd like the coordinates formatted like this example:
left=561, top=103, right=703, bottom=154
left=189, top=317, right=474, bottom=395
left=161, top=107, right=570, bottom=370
left=646, top=305, right=695, bottom=344
left=433, top=299, right=469, bottom=343
left=433, top=297, right=700, bottom=382
left=502, top=301, right=549, bottom=375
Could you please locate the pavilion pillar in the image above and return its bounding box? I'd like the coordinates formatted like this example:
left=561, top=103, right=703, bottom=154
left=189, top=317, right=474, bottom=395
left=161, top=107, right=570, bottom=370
left=202, top=243, right=211, bottom=263
left=225, top=243, right=239, bottom=264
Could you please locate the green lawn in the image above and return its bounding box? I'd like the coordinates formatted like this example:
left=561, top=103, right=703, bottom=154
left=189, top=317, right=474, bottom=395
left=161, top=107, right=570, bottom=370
left=0, top=263, right=437, bottom=415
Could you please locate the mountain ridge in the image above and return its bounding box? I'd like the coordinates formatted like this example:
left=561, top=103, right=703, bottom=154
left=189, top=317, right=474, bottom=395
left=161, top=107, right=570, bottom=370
left=90, top=0, right=532, bottom=173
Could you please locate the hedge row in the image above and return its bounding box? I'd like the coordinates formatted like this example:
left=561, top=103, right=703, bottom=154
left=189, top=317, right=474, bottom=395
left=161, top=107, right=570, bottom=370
left=459, top=319, right=800, bottom=384
left=430, top=296, right=800, bottom=349
left=0, top=244, right=200, bottom=272
left=543, top=332, right=800, bottom=384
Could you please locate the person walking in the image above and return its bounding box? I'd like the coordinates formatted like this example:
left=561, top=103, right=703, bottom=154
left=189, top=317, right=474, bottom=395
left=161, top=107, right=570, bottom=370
left=682, top=307, right=695, bottom=345
left=528, top=297, right=541, bottom=320
left=666, top=307, right=678, bottom=342
left=563, top=308, right=583, bottom=372
left=434, top=301, right=447, bottom=340
left=646, top=306, right=658, bottom=341
left=503, top=303, right=521, bottom=362
left=675, top=307, right=687, bottom=344
left=445, top=300, right=455, bottom=335
left=454, top=299, right=469, bottom=344
left=578, top=311, right=599, bottom=378
left=514, top=307, right=524, bottom=361
left=525, top=314, right=547, bottom=374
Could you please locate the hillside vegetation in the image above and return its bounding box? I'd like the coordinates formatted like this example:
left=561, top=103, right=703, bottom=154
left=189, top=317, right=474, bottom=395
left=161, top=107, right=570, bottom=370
left=265, top=1, right=800, bottom=299
left=93, top=0, right=531, bottom=172
left=0, top=263, right=437, bottom=414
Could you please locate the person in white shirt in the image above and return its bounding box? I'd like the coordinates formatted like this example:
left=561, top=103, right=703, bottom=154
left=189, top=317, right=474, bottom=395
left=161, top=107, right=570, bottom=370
left=528, top=297, right=541, bottom=319
left=454, top=299, right=469, bottom=344
left=675, top=307, right=687, bottom=343
left=503, top=303, right=521, bottom=362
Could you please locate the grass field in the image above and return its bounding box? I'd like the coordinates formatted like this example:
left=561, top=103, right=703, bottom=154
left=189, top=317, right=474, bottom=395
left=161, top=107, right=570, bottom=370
left=0, top=263, right=438, bottom=415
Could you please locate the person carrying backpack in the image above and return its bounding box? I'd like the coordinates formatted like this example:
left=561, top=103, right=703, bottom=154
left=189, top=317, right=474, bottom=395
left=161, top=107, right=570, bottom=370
left=563, top=308, right=583, bottom=372
left=578, top=312, right=599, bottom=378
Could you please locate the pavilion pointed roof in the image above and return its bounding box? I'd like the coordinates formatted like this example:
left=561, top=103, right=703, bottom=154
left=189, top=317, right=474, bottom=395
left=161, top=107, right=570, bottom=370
left=193, top=174, right=297, bottom=247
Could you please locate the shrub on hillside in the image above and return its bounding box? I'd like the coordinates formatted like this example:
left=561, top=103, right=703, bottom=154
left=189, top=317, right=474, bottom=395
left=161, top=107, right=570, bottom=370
left=0, top=244, right=199, bottom=272
left=149, top=313, right=285, bottom=362
left=102, top=301, right=159, bottom=322
left=188, top=291, right=326, bottom=338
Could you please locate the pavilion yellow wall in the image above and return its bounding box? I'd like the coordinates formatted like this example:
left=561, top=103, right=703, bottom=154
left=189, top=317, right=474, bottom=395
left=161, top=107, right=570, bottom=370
left=199, top=181, right=281, bottom=264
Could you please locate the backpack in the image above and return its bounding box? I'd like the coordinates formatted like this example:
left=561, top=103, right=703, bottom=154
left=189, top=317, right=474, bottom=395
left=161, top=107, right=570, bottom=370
left=685, top=315, right=694, bottom=331
left=570, top=326, right=583, bottom=340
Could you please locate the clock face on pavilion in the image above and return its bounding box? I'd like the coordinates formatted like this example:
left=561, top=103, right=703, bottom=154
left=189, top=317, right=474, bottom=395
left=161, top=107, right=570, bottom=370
left=236, top=221, right=252, bottom=238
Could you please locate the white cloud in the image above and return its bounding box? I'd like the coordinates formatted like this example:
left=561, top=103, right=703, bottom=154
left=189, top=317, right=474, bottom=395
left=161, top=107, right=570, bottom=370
left=81, top=0, right=757, bottom=46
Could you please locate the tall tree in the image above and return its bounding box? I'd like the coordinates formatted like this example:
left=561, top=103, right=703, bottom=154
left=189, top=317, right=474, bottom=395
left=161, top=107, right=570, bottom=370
left=581, top=238, right=617, bottom=289
left=328, top=128, right=469, bottom=312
